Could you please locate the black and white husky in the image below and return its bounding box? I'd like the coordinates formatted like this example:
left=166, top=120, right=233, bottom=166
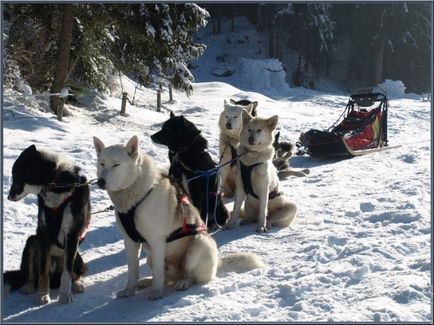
left=4, top=145, right=90, bottom=305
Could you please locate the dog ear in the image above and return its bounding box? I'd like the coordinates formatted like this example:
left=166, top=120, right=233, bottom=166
left=274, top=131, right=280, bottom=145
left=245, top=102, right=258, bottom=116
left=224, top=99, right=230, bottom=107
left=266, top=115, right=279, bottom=130
left=23, top=144, right=37, bottom=154
left=93, top=137, right=105, bottom=156
left=251, top=101, right=258, bottom=117
left=125, top=135, right=139, bottom=158
left=242, top=109, right=253, bottom=125
left=170, top=110, right=175, bottom=118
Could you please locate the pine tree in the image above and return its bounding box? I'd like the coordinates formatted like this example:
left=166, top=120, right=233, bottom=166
left=346, top=3, right=431, bottom=93
left=4, top=3, right=210, bottom=114
left=271, top=4, right=335, bottom=87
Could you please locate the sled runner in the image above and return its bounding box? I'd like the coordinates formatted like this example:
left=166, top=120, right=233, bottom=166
left=297, top=88, right=396, bottom=158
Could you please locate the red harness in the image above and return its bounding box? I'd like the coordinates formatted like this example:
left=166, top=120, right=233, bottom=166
left=166, top=194, right=206, bottom=243
left=48, top=193, right=89, bottom=244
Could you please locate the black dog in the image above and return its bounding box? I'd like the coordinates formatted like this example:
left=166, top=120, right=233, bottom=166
left=151, top=112, right=230, bottom=228
left=230, top=98, right=258, bottom=116
left=4, top=145, right=90, bottom=305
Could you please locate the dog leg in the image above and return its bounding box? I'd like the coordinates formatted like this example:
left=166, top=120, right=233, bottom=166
left=269, top=200, right=299, bottom=228
left=175, top=278, right=194, bottom=291
left=188, top=235, right=218, bottom=284
left=36, top=235, right=51, bottom=305
left=219, top=165, right=233, bottom=197
left=149, top=239, right=166, bottom=301
left=137, top=277, right=153, bottom=289
left=226, top=186, right=245, bottom=229
left=71, top=252, right=86, bottom=293
left=256, top=185, right=270, bottom=233
left=20, top=236, right=37, bottom=295
left=117, top=238, right=141, bottom=298
left=59, top=233, right=79, bottom=304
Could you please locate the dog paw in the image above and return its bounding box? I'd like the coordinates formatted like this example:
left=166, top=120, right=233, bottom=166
left=72, top=281, right=85, bottom=293
left=137, top=278, right=152, bottom=289
left=148, top=290, right=163, bottom=301
left=116, top=287, right=135, bottom=298
left=36, top=293, right=50, bottom=305
left=224, top=219, right=241, bottom=230
left=256, top=226, right=268, bottom=233
left=21, top=283, right=35, bottom=295
left=175, top=278, right=193, bottom=291
left=59, top=292, right=73, bottom=304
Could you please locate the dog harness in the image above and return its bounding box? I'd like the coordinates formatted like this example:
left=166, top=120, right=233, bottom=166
left=239, top=161, right=283, bottom=200
left=117, top=189, right=206, bottom=244
left=229, top=144, right=238, bottom=167
left=43, top=174, right=90, bottom=249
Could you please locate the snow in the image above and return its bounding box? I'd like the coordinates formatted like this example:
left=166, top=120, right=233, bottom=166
left=376, top=79, right=420, bottom=100
left=2, top=16, right=432, bottom=323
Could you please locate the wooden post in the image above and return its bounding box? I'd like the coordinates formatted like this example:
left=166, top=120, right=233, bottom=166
left=169, top=82, right=173, bottom=102
left=157, top=89, right=161, bottom=112
left=120, top=92, right=127, bottom=116
left=57, top=97, right=65, bottom=121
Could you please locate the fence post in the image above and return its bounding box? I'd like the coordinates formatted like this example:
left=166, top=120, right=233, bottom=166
left=57, top=97, right=66, bottom=121
left=157, top=89, right=161, bottom=112
left=120, top=92, right=127, bottom=116
left=169, top=82, right=173, bottom=102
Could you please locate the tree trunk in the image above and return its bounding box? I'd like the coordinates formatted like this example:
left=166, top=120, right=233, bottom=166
left=50, top=4, right=73, bottom=115
left=372, top=37, right=386, bottom=85
left=268, top=23, right=275, bottom=57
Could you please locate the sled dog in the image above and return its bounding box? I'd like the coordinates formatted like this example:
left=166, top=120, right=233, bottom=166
left=226, top=112, right=299, bottom=232
left=4, top=145, right=90, bottom=305
left=273, top=132, right=310, bottom=179
left=151, top=111, right=229, bottom=228
left=93, top=135, right=263, bottom=300
left=218, top=99, right=258, bottom=197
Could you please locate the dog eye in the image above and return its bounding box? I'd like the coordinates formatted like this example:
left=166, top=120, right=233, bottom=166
left=248, top=129, right=252, bottom=132
left=100, top=163, right=105, bottom=167
left=112, top=164, right=120, bottom=168
left=234, top=116, right=238, bottom=118
left=225, top=115, right=228, bottom=118
left=257, top=129, right=262, bottom=133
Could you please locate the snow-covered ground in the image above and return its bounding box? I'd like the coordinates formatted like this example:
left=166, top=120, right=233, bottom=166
left=2, top=14, right=432, bottom=323
left=2, top=72, right=432, bottom=322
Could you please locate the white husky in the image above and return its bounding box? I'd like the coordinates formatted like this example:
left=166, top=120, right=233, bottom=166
left=226, top=112, right=299, bottom=232
left=93, top=135, right=263, bottom=300
left=218, top=99, right=258, bottom=197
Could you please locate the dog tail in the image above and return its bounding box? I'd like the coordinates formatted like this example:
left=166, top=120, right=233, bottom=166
left=3, top=270, right=26, bottom=294
left=218, top=253, right=264, bottom=273
left=278, top=168, right=310, bottom=180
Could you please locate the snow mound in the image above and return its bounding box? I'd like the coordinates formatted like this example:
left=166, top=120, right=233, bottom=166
left=376, top=79, right=419, bottom=100
left=239, top=58, right=290, bottom=94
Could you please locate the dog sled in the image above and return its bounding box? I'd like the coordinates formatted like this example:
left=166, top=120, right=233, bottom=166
left=297, top=88, right=398, bottom=158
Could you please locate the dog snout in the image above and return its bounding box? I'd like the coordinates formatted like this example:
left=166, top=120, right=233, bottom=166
left=225, top=122, right=232, bottom=130
left=248, top=137, right=255, bottom=145
left=97, top=178, right=106, bottom=189
left=7, top=193, right=14, bottom=201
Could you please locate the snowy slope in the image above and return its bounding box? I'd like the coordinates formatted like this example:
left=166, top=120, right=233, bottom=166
left=2, top=72, right=432, bottom=322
